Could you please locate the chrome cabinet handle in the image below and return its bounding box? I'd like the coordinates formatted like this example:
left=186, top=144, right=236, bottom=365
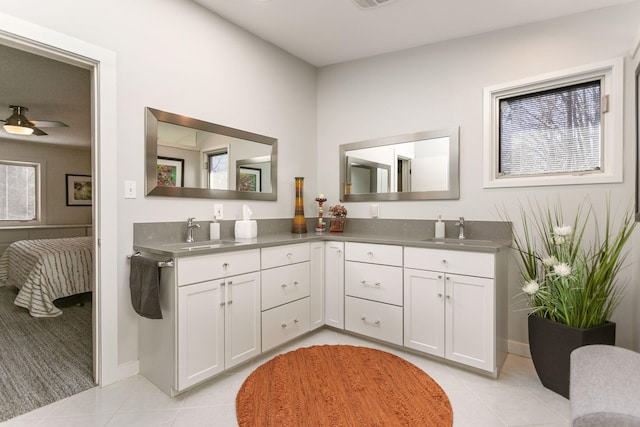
left=281, top=319, right=299, bottom=328
left=367, top=251, right=374, bottom=258
left=361, top=280, right=381, bottom=287
left=281, top=281, right=299, bottom=288
left=222, top=262, right=229, bottom=269
left=286, top=252, right=293, bottom=259
left=361, top=316, right=381, bottom=326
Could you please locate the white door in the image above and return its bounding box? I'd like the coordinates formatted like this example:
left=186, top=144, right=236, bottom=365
left=177, top=280, right=225, bottom=390
left=324, top=241, right=344, bottom=329
left=309, top=241, right=325, bottom=330
left=445, top=273, right=494, bottom=371
left=225, top=272, right=261, bottom=369
left=404, top=268, right=445, bottom=357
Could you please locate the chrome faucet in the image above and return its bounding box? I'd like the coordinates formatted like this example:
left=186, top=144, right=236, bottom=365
left=455, top=217, right=465, bottom=240
left=186, top=217, right=201, bottom=243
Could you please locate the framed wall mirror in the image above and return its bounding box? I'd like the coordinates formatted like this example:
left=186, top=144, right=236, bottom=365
left=340, top=127, right=459, bottom=202
left=145, top=107, right=277, bottom=200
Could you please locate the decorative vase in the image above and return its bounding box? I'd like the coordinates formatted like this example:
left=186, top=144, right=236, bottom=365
left=291, top=177, right=307, bottom=234
left=527, top=314, right=616, bottom=398
left=329, top=217, right=345, bottom=232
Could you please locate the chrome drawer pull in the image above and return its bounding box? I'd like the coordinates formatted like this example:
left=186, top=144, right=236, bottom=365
left=361, top=316, right=381, bottom=326
left=360, top=280, right=381, bottom=287
left=286, top=252, right=293, bottom=259
left=281, top=281, right=299, bottom=288
left=281, top=319, right=299, bottom=328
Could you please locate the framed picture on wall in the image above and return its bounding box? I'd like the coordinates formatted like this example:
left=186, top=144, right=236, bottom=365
left=157, top=156, right=184, bottom=187
left=238, top=167, right=262, bottom=192
left=66, top=174, right=92, bottom=206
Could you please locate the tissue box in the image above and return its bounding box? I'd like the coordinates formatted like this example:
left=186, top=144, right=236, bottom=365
left=235, top=220, right=257, bottom=239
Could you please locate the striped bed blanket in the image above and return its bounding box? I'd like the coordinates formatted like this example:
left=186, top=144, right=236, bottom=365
left=0, top=236, right=92, bottom=317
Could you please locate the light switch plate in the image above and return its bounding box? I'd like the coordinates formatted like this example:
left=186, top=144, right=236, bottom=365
left=124, top=180, right=136, bottom=199
left=370, top=204, right=379, bottom=218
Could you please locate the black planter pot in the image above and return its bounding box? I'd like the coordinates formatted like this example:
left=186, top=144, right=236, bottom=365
left=528, top=314, right=616, bottom=398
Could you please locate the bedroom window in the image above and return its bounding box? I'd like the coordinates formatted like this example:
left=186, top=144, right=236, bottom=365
left=0, top=160, right=39, bottom=222
left=483, top=58, right=623, bottom=188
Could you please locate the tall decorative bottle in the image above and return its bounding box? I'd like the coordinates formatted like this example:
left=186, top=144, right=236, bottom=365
left=292, top=177, right=307, bottom=234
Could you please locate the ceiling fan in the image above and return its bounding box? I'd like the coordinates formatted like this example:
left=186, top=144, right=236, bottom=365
left=1, top=105, right=68, bottom=136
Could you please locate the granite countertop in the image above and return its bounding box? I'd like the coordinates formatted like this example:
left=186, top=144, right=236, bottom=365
left=133, top=231, right=511, bottom=258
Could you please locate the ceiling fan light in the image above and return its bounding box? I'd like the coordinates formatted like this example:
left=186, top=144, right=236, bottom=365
left=3, top=124, right=34, bottom=135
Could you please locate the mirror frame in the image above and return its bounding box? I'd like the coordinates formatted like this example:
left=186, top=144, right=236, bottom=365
left=145, top=107, right=278, bottom=200
left=340, top=127, right=459, bottom=202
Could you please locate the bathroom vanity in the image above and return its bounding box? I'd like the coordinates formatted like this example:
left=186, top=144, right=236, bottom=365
left=135, top=221, right=509, bottom=396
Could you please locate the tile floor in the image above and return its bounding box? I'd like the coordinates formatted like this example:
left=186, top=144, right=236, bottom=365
left=1, top=328, right=570, bottom=426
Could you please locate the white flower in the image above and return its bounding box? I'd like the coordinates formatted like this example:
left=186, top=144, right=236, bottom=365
left=554, top=236, right=566, bottom=245
left=553, top=262, right=572, bottom=277
left=522, top=280, right=539, bottom=295
left=554, top=224, right=572, bottom=237
left=542, top=256, right=558, bottom=267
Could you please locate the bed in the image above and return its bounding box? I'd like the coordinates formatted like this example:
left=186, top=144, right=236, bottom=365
left=0, top=236, right=93, bottom=317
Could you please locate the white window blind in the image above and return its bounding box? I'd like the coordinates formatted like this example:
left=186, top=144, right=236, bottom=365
left=0, top=161, right=38, bottom=221
left=499, top=80, right=602, bottom=177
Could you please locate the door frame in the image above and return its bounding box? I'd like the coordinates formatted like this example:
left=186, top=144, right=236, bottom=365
left=0, top=12, right=120, bottom=386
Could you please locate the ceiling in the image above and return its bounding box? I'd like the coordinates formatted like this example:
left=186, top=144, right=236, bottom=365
left=193, top=0, right=638, bottom=67
left=0, top=0, right=635, bottom=149
left=0, top=44, right=91, bottom=148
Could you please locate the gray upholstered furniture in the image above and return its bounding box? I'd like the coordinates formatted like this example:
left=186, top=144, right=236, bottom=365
left=570, top=344, right=640, bottom=426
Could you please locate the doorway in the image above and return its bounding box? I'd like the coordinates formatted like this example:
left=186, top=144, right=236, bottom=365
left=0, top=9, right=120, bottom=408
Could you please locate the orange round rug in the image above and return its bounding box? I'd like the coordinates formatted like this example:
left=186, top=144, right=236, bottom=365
left=236, top=345, right=453, bottom=426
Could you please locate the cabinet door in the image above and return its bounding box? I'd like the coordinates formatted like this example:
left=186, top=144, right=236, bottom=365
left=177, top=280, right=225, bottom=391
left=445, top=273, right=494, bottom=371
left=225, top=272, right=261, bottom=369
left=404, top=268, right=445, bottom=357
left=324, top=241, right=344, bottom=329
left=309, top=242, right=325, bottom=330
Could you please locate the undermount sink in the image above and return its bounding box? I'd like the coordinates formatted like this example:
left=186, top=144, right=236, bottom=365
left=422, top=238, right=497, bottom=247
left=162, top=240, right=241, bottom=251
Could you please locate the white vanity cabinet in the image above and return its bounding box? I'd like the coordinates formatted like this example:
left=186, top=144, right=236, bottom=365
left=260, top=243, right=311, bottom=352
left=139, top=249, right=261, bottom=395
left=309, top=241, right=325, bottom=330
left=324, top=241, right=344, bottom=329
left=404, top=247, right=506, bottom=375
left=344, top=242, right=403, bottom=345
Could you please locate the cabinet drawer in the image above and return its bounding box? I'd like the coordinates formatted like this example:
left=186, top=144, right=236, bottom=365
left=261, top=262, right=310, bottom=310
left=262, top=297, right=310, bottom=352
left=345, top=296, right=403, bottom=346
left=261, top=243, right=310, bottom=269
left=345, top=261, right=402, bottom=306
left=176, top=249, right=260, bottom=286
left=404, top=247, right=495, bottom=278
left=345, top=242, right=402, bottom=266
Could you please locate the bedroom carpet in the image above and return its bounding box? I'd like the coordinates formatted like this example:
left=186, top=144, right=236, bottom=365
left=0, top=286, right=94, bottom=422
left=236, top=344, right=453, bottom=426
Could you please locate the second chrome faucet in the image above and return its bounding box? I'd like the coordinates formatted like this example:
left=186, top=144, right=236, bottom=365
left=455, top=216, right=465, bottom=240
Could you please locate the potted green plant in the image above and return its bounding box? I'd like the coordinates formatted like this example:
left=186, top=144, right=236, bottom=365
left=510, top=198, right=636, bottom=398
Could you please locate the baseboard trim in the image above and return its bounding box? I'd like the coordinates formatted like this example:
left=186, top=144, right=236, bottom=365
left=508, top=340, right=531, bottom=358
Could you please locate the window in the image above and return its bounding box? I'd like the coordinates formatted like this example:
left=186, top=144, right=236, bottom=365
left=0, top=160, right=39, bottom=222
left=483, top=58, right=623, bottom=188
left=206, top=148, right=229, bottom=190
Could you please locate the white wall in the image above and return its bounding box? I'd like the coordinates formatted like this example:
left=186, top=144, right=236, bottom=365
left=0, top=0, right=318, bottom=368
left=317, top=3, right=640, bottom=351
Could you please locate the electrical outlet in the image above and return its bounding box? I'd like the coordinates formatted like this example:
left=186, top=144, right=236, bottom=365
left=214, top=204, right=223, bottom=219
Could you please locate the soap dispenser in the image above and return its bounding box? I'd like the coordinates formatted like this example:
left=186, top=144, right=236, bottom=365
left=210, top=217, right=220, bottom=240
left=435, top=215, right=445, bottom=239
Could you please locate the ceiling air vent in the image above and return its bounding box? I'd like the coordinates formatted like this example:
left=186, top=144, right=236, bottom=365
left=352, top=0, right=395, bottom=9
